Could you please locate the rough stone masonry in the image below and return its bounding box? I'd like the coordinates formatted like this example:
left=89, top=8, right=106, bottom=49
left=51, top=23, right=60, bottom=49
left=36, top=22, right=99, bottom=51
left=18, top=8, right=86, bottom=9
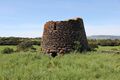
left=41, top=18, right=90, bottom=55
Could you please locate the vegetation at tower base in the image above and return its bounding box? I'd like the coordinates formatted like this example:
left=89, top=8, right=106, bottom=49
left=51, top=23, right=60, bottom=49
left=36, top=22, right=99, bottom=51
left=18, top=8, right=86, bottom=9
left=41, top=18, right=90, bottom=55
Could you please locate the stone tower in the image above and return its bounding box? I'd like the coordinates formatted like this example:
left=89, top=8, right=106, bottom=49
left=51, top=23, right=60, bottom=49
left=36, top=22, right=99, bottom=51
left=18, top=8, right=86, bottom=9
left=41, top=18, right=89, bottom=54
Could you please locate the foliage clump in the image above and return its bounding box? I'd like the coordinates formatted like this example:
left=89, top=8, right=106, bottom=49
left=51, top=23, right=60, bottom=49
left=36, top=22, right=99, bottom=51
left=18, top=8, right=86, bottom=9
left=1, top=47, right=14, bottom=54
left=88, top=42, right=98, bottom=51
left=73, top=41, right=82, bottom=52
left=17, top=41, right=36, bottom=52
left=73, top=40, right=99, bottom=52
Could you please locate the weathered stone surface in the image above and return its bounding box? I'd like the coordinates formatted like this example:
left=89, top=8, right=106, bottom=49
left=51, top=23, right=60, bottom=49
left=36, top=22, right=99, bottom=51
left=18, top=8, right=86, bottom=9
left=41, top=17, right=89, bottom=54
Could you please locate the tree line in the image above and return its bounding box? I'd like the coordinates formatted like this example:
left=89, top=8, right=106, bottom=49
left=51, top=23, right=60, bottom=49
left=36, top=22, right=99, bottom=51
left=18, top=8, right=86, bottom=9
left=0, top=37, right=120, bottom=46
left=88, top=39, right=120, bottom=46
left=0, top=37, right=40, bottom=45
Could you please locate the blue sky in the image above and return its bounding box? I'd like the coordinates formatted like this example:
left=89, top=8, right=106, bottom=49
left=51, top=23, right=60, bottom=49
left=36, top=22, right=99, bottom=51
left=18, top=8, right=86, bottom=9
left=0, top=0, right=120, bottom=37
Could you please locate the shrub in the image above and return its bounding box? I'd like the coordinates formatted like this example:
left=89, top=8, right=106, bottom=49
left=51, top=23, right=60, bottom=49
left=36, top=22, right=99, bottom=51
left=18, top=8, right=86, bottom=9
left=73, top=41, right=82, bottom=52
left=1, top=47, right=14, bottom=54
left=30, top=47, right=37, bottom=52
left=17, top=41, right=33, bottom=52
left=89, top=42, right=98, bottom=51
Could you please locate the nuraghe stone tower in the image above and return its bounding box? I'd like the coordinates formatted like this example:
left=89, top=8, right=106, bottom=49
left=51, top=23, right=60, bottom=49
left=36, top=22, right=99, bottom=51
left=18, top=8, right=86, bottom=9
left=41, top=18, right=89, bottom=55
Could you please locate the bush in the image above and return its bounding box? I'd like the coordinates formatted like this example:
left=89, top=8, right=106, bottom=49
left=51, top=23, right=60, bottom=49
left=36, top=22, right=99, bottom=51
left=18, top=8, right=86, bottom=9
left=30, top=47, right=37, bottom=52
left=17, top=41, right=33, bottom=52
left=89, top=42, right=98, bottom=51
left=73, top=41, right=82, bottom=52
left=1, top=47, right=14, bottom=54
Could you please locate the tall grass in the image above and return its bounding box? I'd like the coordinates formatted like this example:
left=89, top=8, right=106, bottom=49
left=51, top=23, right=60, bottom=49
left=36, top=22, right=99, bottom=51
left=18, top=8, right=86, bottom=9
left=0, top=46, right=120, bottom=80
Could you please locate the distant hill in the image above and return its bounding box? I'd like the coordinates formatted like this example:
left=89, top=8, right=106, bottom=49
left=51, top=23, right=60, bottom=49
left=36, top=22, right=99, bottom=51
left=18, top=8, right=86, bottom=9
left=88, top=35, right=120, bottom=40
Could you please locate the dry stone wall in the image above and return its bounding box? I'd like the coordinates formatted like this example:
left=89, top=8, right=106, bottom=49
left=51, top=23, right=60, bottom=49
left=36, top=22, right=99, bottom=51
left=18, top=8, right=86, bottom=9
left=41, top=18, right=89, bottom=54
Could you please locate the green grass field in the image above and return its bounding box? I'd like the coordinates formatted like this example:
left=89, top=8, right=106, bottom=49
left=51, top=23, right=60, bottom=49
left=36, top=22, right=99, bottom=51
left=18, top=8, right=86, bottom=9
left=0, top=46, right=120, bottom=80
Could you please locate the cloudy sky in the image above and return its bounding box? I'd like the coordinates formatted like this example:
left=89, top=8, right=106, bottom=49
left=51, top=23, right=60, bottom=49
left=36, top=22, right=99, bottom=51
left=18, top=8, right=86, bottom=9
left=0, top=0, right=120, bottom=37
